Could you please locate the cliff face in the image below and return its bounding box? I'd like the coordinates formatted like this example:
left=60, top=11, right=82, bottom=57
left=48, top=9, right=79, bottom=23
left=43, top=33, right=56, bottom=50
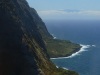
left=30, top=8, right=53, bottom=39
left=0, top=0, right=78, bottom=75
left=0, top=0, right=54, bottom=75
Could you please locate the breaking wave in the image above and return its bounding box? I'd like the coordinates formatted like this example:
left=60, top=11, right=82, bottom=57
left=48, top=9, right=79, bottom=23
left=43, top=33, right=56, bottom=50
left=51, top=34, right=57, bottom=39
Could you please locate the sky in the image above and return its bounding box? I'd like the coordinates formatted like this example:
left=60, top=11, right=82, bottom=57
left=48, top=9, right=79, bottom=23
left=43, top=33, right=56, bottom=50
left=27, top=0, right=100, bottom=20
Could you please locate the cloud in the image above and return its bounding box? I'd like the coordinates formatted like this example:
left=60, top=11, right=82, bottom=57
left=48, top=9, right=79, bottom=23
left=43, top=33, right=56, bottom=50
left=37, top=9, right=100, bottom=20
left=38, top=9, right=100, bottom=15
left=78, top=10, right=100, bottom=16
left=37, top=10, right=67, bottom=15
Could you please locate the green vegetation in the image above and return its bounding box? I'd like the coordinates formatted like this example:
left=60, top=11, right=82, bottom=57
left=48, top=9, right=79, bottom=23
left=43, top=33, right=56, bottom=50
left=45, top=38, right=81, bottom=58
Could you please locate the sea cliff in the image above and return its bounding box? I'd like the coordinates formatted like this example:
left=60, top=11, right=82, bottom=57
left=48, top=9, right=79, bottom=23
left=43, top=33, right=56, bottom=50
left=0, top=0, right=79, bottom=75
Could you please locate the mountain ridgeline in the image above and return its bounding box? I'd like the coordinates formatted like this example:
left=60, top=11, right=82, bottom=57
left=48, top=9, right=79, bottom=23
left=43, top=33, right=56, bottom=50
left=0, top=0, right=79, bottom=75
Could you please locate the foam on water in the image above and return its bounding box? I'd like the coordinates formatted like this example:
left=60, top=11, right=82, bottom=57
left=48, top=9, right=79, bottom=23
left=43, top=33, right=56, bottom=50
left=51, top=34, right=57, bottom=39
left=56, top=66, right=69, bottom=70
left=92, top=45, right=96, bottom=47
left=62, top=67, right=69, bottom=70
left=51, top=44, right=92, bottom=59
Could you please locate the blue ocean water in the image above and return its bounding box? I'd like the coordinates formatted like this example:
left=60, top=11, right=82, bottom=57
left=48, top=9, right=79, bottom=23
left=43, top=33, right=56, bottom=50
left=45, top=20, right=100, bottom=75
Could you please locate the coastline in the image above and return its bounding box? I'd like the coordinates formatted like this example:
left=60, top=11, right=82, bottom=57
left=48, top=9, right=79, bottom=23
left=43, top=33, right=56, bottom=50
left=50, top=44, right=91, bottom=59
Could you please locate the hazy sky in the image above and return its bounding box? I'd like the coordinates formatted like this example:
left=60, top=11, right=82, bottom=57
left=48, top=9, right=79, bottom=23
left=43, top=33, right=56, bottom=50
left=27, top=0, right=100, bottom=20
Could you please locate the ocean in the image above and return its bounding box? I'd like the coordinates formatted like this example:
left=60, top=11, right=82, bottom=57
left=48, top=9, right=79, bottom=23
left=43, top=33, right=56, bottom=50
left=45, top=20, right=100, bottom=75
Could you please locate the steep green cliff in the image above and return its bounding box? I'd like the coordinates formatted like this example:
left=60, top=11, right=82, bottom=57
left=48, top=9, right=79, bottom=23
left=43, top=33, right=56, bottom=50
left=0, top=0, right=78, bottom=75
